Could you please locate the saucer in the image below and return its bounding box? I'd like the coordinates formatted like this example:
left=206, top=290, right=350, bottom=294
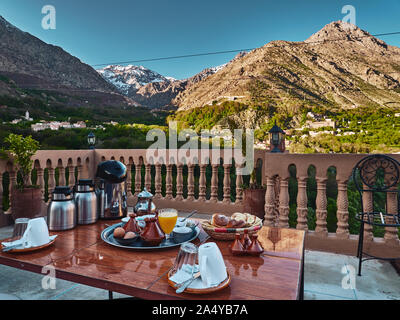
left=1, top=235, right=57, bottom=253
left=167, top=269, right=231, bottom=294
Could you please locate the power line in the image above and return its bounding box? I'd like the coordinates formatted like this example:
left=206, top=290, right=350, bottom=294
left=90, top=30, right=400, bottom=67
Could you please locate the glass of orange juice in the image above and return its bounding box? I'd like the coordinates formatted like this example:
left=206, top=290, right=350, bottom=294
left=158, top=208, right=178, bottom=241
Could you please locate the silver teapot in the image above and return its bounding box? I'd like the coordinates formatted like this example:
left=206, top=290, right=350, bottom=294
left=134, top=188, right=156, bottom=216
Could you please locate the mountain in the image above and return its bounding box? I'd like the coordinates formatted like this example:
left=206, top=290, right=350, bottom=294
left=97, top=65, right=174, bottom=95
left=174, top=21, right=400, bottom=115
left=97, top=63, right=227, bottom=108
left=0, top=15, right=135, bottom=107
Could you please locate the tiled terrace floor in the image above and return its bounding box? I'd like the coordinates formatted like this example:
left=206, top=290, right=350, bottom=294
left=0, top=213, right=399, bottom=300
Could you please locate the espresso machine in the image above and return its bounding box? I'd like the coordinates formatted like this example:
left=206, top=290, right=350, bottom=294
left=96, top=160, right=128, bottom=219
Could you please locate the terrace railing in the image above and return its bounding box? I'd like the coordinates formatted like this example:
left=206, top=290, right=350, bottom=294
left=0, top=149, right=399, bottom=257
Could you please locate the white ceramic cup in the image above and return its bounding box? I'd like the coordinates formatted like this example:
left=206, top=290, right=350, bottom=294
left=198, top=242, right=227, bottom=287
left=21, top=217, right=50, bottom=248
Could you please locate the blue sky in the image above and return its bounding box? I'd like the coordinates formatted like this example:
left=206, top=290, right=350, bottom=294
left=1, top=0, right=400, bottom=79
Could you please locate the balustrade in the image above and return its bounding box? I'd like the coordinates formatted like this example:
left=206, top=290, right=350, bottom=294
left=0, top=150, right=399, bottom=256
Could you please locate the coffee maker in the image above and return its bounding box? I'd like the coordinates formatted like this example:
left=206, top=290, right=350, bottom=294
left=96, top=160, right=128, bottom=219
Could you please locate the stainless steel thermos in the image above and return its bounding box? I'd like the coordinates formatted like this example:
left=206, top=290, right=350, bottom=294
left=96, top=161, right=128, bottom=219
left=47, top=186, right=76, bottom=231
left=74, top=179, right=98, bottom=225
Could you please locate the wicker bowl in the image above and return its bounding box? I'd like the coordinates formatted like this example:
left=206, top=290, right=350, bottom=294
left=201, top=217, right=263, bottom=241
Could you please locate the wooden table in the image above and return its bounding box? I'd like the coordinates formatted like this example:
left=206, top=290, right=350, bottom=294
left=0, top=220, right=305, bottom=300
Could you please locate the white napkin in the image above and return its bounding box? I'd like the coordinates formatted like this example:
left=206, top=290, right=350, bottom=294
left=169, top=264, right=207, bottom=289
left=2, top=235, right=57, bottom=250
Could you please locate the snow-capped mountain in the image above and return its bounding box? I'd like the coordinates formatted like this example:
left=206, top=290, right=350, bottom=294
left=97, top=63, right=227, bottom=108
left=97, top=65, right=175, bottom=95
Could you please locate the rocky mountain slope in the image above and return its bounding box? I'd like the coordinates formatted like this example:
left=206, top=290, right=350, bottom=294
left=175, top=21, right=400, bottom=112
left=0, top=16, right=135, bottom=107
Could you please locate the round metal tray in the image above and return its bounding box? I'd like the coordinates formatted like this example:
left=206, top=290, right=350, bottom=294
left=101, top=222, right=200, bottom=250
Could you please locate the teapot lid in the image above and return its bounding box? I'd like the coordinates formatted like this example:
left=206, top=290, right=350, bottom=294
left=137, top=188, right=153, bottom=198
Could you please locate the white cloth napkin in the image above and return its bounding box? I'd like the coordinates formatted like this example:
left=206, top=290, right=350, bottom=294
left=169, top=264, right=207, bottom=289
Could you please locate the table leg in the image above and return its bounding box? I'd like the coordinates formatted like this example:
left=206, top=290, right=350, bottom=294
left=108, top=291, right=113, bottom=300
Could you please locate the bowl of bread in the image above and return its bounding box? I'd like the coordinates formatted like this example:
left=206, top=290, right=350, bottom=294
left=201, top=212, right=263, bottom=240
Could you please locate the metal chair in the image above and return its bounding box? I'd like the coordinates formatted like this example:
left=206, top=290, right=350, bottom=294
left=352, top=154, right=400, bottom=276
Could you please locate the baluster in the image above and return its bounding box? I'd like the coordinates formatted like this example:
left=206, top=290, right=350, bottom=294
left=198, top=164, right=207, bottom=202
left=58, top=166, right=66, bottom=186
left=277, top=177, right=290, bottom=228
left=362, top=185, right=374, bottom=242
left=126, top=163, right=132, bottom=195
left=48, top=167, right=56, bottom=200
left=165, top=164, right=173, bottom=199
left=155, top=164, right=162, bottom=198
left=145, top=163, right=151, bottom=191
left=384, top=188, right=399, bottom=245
left=187, top=165, right=195, bottom=201
left=210, top=165, right=219, bottom=203
left=315, top=177, right=328, bottom=237
left=37, top=168, right=45, bottom=201
left=296, top=177, right=308, bottom=231
left=76, top=165, right=82, bottom=182
left=67, top=165, right=75, bottom=188
left=0, top=172, right=3, bottom=211
left=264, top=176, right=276, bottom=226
left=223, top=164, right=231, bottom=204
left=134, top=163, right=141, bottom=195
left=235, top=165, right=243, bottom=205
left=336, top=180, right=349, bottom=238
left=176, top=164, right=183, bottom=200
left=10, top=171, right=17, bottom=191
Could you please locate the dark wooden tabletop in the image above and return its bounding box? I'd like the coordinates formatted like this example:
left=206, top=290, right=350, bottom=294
left=0, top=219, right=305, bottom=300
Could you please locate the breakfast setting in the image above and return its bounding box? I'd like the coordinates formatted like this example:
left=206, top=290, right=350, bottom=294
left=0, top=160, right=303, bottom=300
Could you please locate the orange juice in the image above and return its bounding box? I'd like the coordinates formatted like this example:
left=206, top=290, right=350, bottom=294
left=158, top=210, right=178, bottom=234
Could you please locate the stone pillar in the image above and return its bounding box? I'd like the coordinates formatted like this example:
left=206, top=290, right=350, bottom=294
left=362, top=186, right=374, bottom=242
left=264, top=176, right=276, bottom=226
left=67, top=165, right=75, bottom=188
left=336, top=181, right=349, bottom=238
left=384, top=188, right=399, bottom=246
left=223, top=164, right=231, bottom=204
left=198, top=164, right=207, bottom=202
left=0, top=172, right=3, bottom=211
left=145, top=163, right=151, bottom=191
left=154, top=164, right=162, bottom=198
left=277, top=177, right=290, bottom=228
left=37, top=168, right=45, bottom=201
left=210, top=165, right=219, bottom=203
left=134, top=163, right=142, bottom=195
left=165, top=164, right=173, bottom=199
left=235, top=165, right=243, bottom=205
left=187, top=165, right=195, bottom=201
left=48, top=168, right=56, bottom=200
left=126, top=163, right=132, bottom=195
left=175, top=164, right=183, bottom=200
left=315, top=177, right=328, bottom=237
left=296, top=177, right=308, bottom=231
left=58, top=166, right=66, bottom=186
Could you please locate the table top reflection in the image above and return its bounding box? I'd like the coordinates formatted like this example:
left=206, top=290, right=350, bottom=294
left=0, top=219, right=305, bottom=300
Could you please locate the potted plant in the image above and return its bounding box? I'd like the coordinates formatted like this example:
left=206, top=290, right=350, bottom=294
left=242, top=169, right=266, bottom=220
left=1, top=134, right=42, bottom=220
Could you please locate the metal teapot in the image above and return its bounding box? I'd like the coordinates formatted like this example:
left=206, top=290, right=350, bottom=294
left=134, top=188, right=156, bottom=216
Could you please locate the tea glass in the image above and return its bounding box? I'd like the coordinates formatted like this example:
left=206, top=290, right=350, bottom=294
left=171, top=242, right=198, bottom=281
left=12, top=218, right=30, bottom=240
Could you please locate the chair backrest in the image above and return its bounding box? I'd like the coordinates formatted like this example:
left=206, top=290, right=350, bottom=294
left=352, top=154, right=400, bottom=193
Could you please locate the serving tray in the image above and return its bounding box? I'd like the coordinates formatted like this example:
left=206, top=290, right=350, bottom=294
left=101, top=222, right=200, bottom=250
